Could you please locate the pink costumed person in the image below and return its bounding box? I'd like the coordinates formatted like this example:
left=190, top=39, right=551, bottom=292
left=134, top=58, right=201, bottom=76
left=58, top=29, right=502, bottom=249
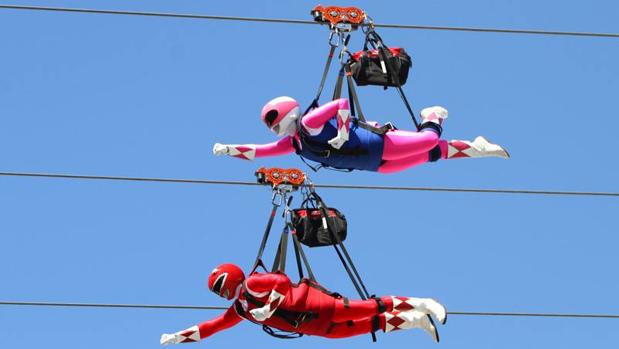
left=213, top=97, right=509, bottom=173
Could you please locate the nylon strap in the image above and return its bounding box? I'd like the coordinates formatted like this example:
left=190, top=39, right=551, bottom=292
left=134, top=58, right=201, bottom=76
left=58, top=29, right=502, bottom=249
left=291, top=228, right=305, bottom=280
left=345, top=67, right=367, bottom=122
left=311, top=191, right=371, bottom=299
left=271, top=226, right=289, bottom=273
left=313, top=45, right=337, bottom=104
left=332, top=67, right=345, bottom=100
left=291, top=228, right=317, bottom=282
left=252, top=203, right=279, bottom=271
left=366, top=29, right=421, bottom=130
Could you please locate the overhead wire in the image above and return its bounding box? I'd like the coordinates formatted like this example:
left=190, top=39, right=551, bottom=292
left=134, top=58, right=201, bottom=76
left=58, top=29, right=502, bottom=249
left=1, top=4, right=619, bottom=39
left=1, top=171, right=618, bottom=197
left=2, top=301, right=618, bottom=319
left=1, top=2, right=618, bottom=331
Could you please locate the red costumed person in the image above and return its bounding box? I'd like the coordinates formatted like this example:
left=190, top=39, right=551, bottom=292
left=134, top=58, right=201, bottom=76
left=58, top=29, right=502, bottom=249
left=160, top=263, right=447, bottom=345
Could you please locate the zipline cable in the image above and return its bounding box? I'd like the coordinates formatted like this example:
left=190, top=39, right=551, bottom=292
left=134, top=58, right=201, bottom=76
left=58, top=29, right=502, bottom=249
left=1, top=171, right=618, bottom=198
left=1, top=4, right=619, bottom=39
left=2, top=301, right=618, bottom=319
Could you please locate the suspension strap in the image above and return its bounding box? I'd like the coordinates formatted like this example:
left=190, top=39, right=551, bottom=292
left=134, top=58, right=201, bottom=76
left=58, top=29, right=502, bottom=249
left=272, top=196, right=295, bottom=272
left=310, top=191, right=377, bottom=342
left=366, top=29, right=421, bottom=130
left=311, top=191, right=371, bottom=298
left=271, top=225, right=289, bottom=272
left=252, top=201, right=280, bottom=270
left=345, top=65, right=367, bottom=122
left=304, top=42, right=338, bottom=116
left=291, top=223, right=317, bottom=282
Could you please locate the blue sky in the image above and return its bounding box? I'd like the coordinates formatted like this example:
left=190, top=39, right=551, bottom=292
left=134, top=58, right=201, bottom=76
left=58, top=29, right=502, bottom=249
left=1, top=1, right=618, bottom=348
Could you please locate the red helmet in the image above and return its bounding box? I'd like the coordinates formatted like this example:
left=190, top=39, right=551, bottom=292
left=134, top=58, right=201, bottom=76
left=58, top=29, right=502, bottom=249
left=207, top=263, right=245, bottom=300
left=261, top=96, right=300, bottom=136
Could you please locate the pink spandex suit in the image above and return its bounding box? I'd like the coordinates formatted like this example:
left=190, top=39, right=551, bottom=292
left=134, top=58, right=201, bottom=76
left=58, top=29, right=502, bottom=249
left=218, top=98, right=503, bottom=173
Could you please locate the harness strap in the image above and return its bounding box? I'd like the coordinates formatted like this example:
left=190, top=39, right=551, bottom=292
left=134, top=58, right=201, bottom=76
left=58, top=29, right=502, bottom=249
left=252, top=203, right=280, bottom=271
left=367, top=29, right=421, bottom=130
left=271, top=226, right=289, bottom=273
left=313, top=44, right=338, bottom=103
left=241, top=291, right=318, bottom=329
left=309, top=191, right=372, bottom=300
left=290, top=226, right=317, bottom=282
left=344, top=65, right=367, bottom=122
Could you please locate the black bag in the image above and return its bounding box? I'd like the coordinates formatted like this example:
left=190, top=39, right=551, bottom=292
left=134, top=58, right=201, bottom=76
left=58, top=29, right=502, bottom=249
left=291, top=197, right=347, bottom=247
left=348, top=31, right=412, bottom=88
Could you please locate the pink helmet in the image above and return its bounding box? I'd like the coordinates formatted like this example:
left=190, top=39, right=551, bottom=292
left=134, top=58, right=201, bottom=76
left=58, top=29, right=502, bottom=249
left=261, top=96, right=300, bottom=136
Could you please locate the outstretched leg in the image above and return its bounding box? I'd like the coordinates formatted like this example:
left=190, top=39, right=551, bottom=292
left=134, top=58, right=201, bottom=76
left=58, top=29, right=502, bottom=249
left=324, top=311, right=440, bottom=341
left=379, top=137, right=509, bottom=173
left=382, top=130, right=440, bottom=161
left=327, top=296, right=446, bottom=341
left=442, top=136, right=509, bottom=159
left=379, top=153, right=430, bottom=173
left=332, top=296, right=446, bottom=324
left=381, top=106, right=448, bottom=161
left=324, top=317, right=375, bottom=339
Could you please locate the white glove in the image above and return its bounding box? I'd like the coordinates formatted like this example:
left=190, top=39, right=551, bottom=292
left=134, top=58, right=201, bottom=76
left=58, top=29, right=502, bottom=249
left=212, top=143, right=231, bottom=156
left=249, top=306, right=271, bottom=322
left=327, top=135, right=348, bottom=149
left=160, top=333, right=182, bottom=346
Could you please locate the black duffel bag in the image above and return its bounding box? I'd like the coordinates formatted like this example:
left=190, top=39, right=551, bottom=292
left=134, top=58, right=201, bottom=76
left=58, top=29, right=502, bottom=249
left=291, top=194, right=347, bottom=248
left=348, top=30, right=411, bottom=88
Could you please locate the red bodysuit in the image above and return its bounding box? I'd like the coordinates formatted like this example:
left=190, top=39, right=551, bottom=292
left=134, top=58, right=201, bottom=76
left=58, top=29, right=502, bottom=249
left=166, top=271, right=447, bottom=345
left=174, top=272, right=392, bottom=342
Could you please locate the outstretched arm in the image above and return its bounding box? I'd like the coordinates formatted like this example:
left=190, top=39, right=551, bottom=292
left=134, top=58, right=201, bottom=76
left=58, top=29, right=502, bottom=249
left=160, top=307, right=242, bottom=345
left=212, top=137, right=295, bottom=160
left=302, top=98, right=351, bottom=149
left=245, top=273, right=291, bottom=322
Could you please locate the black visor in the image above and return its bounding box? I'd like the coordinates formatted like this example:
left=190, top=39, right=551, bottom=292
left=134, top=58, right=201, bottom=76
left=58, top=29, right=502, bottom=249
left=211, top=273, right=226, bottom=295
left=264, top=110, right=278, bottom=126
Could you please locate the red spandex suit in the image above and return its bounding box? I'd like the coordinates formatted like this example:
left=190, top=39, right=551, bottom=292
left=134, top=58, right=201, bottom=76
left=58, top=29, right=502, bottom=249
left=160, top=264, right=447, bottom=345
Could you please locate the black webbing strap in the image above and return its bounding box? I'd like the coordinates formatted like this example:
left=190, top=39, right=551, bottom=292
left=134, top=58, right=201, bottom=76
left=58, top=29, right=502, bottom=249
left=311, top=191, right=371, bottom=299
left=345, top=65, right=367, bottom=122
left=314, top=44, right=337, bottom=103
left=367, top=29, right=421, bottom=130
left=271, top=225, right=289, bottom=273
left=262, top=325, right=304, bottom=339
left=291, top=228, right=305, bottom=280
left=332, top=242, right=367, bottom=299
left=332, top=66, right=345, bottom=100
left=252, top=202, right=280, bottom=270
left=291, top=226, right=317, bottom=282
left=310, top=190, right=376, bottom=341
left=304, top=44, right=338, bottom=116
left=272, top=197, right=294, bottom=273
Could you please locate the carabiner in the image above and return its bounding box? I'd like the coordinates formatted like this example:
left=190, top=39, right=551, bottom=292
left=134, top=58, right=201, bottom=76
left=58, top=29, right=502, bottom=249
left=361, top=16, right=375, bottom=34
left=272, top=190, right=284, bottom=207
left=338, top=34, right=352, bottom=64
left=328, top=31, right=339, bottom=47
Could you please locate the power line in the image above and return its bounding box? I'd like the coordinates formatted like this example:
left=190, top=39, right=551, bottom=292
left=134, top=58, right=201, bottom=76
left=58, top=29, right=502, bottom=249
left=0, top=301, right=226, bottom=311
left=1, top=4, right=619, bottom=39
left=1, top=171, right=618, bottom=197
left=2, top=301, right=618, bottom=319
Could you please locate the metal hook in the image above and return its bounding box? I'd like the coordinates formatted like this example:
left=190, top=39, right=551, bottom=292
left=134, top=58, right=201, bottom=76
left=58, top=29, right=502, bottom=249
left=272, top=190, right=284, bottom=207
left=328, top=31, right=339, bottom=47
left=362, top=16, right=375, bottom=34
left=338, top=34, right=351, bottom=64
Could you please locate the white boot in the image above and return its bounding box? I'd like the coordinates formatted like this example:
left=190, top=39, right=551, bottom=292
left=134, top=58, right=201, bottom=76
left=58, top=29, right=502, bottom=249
left=384, top=310, right=440, bottom=342
left=447, top=136, right=509, bottom=159
left=420, top=106, right=448, bottom=126
left=396, top=297, right=447, bottom=325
